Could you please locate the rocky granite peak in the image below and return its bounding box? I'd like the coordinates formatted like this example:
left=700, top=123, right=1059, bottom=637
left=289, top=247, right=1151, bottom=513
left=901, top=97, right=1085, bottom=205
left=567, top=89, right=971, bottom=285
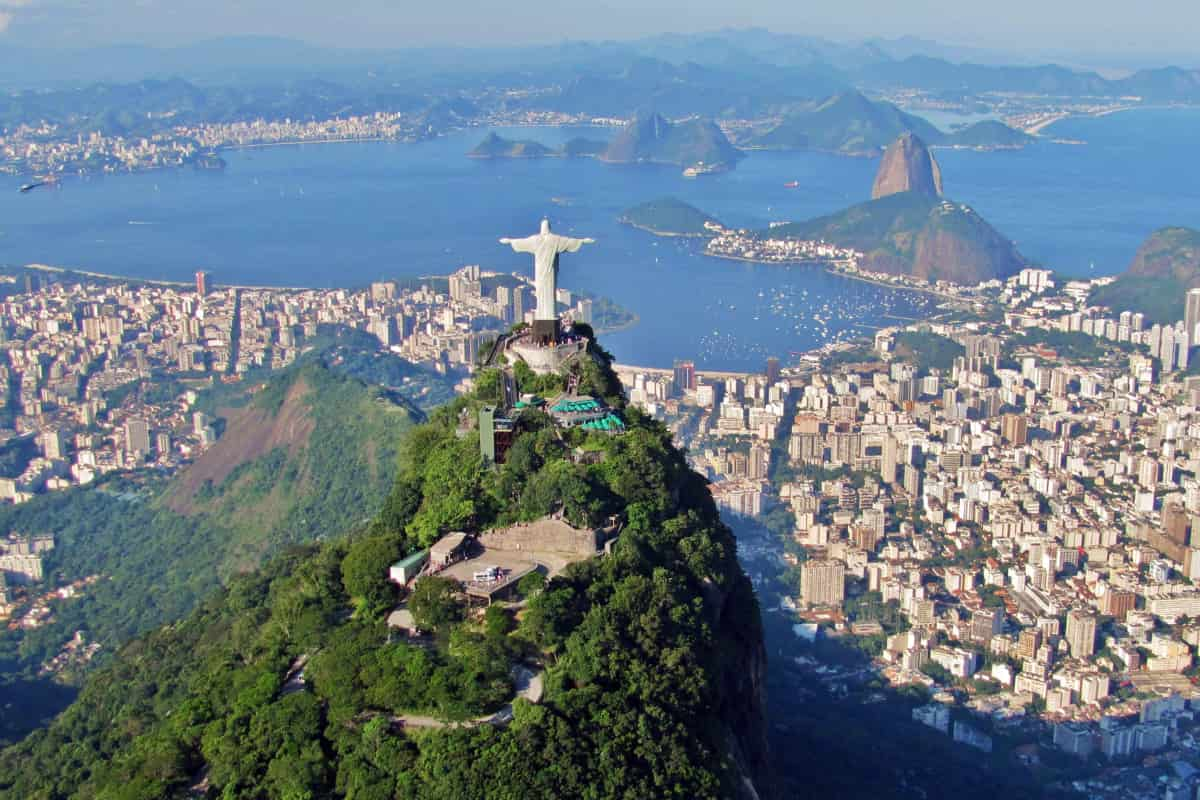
left=871, top=132, right=943, bottom=200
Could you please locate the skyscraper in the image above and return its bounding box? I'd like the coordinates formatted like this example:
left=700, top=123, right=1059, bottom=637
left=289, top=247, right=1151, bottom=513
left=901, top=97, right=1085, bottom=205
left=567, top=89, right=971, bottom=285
left=1001, top=413, right=1029, bottom=445
left=800, top=559, right=846, bottom=608
left=881, top=435, right=898, bottom=484
left=766, top=356, right=781, bottom=384
left=496, top=286, right=512, bottom=322
left=511, top=286, right=526, bottom=325
left=1016, top=628, right=1042, bottom=661
left=574, top=298, right=593, bottom=326
left=673, top=360, right=697, bottom=394
left=1186, top=288, right=1200, bottom=342
left=1066, top=609, right=1097, bottom=659
left=195, top=270, right=209, bottom=297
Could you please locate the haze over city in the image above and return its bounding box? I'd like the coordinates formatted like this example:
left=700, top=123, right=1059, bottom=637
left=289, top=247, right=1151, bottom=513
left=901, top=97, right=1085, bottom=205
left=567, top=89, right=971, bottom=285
left=0, top=0, right=1197, bottom=67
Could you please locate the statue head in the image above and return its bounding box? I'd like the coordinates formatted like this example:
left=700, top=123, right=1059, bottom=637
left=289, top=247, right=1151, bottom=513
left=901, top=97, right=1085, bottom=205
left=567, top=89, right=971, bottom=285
left=540, top=219, right=551, bottom=234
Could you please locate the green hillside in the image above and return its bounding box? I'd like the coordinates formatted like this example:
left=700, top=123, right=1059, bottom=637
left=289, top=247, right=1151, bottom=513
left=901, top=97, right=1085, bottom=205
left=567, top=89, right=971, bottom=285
left=1089, top=275, right=1186, bottom=325
left=619, top=196, right=723, bottom=236
left=1125, top=226, right=1200, bottom=283
left=0, top=334, right=769, bottom=800
left=774, top=189, right=938, bottom=246
left=468, top=132, right=555, bottom=159
left=771, top=190, right=1026, bottom=284
left=944, top=119, right=1033, bottom=149
left=0, top=359, right=420, bottom=745
left=748, top=93, right=1031, bottom=156
left=750, top=90, right=943, bottom=155
left=1088, top=227, right=1200, bottom=324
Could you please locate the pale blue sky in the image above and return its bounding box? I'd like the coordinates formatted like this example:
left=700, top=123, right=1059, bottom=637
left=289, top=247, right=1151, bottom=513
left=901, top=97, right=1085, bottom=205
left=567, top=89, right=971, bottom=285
left=1, top=0, right=1197, bottom=64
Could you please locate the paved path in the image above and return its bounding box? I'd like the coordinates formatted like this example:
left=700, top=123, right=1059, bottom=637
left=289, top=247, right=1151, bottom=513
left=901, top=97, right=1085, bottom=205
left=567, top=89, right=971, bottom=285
left=389, top=664, right=543, bottom=730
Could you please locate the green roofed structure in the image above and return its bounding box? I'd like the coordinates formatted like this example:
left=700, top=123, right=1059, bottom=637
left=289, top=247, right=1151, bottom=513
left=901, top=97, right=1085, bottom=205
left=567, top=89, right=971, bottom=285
left=388, top=549, right=429, bottom=585
left=547, top=394, right=624, bottom=434
left=513, top=394, right=546, bottom=411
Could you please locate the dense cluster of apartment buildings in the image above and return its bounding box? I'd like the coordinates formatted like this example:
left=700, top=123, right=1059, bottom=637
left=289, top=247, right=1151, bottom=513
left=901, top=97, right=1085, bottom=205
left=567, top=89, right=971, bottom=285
left=0, top=263, right=603, bottom=508
left=619, top=266, right=1200, bottom=795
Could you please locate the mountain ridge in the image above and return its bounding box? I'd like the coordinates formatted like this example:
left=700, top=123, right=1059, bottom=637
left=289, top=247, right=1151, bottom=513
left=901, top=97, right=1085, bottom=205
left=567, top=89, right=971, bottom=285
left=748, top=90, right=1032, bottom=156
left=0, top=332, right=772, bottom=800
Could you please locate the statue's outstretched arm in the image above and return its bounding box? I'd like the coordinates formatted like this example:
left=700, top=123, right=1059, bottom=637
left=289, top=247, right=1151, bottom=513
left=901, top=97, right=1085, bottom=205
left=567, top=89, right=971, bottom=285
left=500, top=235, right=539, bottom=254
left=558, top=236, right=596, bottom=253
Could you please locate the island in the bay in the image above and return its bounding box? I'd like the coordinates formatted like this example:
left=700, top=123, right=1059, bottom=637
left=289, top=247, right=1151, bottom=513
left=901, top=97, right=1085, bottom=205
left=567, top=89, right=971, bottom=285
left=469, top=111, right=742, bottom=175
left=618, top=196, right=725, bottom=237
left=468, top=132, right=608, bottom=159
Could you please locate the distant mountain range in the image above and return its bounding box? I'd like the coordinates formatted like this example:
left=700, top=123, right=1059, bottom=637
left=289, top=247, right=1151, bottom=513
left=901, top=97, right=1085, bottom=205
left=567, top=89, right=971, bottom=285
left=748, top=91, right=1033, bottom=156
left=854, top=56, right=1200, bottom=102
left=5, top=30, right=1199, bottom=110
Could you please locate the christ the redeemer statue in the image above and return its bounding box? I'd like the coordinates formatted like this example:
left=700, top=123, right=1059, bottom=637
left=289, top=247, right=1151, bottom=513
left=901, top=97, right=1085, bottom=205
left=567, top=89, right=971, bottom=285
left=500, top=220, right=594, bottom=336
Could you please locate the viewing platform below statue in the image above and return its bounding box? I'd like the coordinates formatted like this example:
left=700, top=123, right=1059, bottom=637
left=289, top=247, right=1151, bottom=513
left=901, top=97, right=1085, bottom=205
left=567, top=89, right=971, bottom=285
left=505, top=324, right=586, bottom=374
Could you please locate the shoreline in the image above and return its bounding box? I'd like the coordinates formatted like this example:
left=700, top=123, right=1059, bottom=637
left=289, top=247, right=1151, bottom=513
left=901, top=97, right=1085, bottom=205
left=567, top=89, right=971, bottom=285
left=701, top=250, right=964, bottom=300
left=1032, top=102, right=1190, bottom=136
left=823, top=267, right=963, bottom=300
left=20, top=263, right=313, bottom=292
left=9, top=103, right=1198, bottom=182
left=619, top=220, right=712, bottom=239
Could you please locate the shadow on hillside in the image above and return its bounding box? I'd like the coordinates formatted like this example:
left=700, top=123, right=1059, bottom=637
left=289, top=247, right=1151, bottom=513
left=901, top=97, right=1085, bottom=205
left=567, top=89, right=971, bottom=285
left=0, top=678, right=77, bottom=747
left=728, top=516, right=1083, bottom=800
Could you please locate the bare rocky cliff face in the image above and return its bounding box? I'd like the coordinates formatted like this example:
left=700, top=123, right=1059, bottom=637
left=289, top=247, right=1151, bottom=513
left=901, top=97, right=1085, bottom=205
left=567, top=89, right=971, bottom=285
left=871, top=133, right=943, bottom=200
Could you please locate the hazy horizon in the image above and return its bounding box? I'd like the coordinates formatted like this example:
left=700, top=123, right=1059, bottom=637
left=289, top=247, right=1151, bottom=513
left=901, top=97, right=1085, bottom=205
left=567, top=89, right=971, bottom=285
left=0, top=0, right=1197, bottom=69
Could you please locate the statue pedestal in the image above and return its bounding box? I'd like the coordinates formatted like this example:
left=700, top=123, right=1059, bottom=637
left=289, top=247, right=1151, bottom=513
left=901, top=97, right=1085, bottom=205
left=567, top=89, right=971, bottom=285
left=531, top=319, right=560, bottom=346
left=507, top=335, right=586, bottom=375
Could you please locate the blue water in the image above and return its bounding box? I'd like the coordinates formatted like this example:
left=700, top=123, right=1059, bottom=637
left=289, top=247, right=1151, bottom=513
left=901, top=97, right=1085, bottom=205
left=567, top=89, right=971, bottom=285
left=1, top=108, right=1197, bottom=371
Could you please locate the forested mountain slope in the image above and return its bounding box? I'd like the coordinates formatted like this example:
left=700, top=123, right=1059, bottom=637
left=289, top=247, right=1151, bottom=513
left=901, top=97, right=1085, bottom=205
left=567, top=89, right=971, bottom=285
left=0, top=334, right=771, bottom=800
left=0, top=359, right=420, bottom=745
